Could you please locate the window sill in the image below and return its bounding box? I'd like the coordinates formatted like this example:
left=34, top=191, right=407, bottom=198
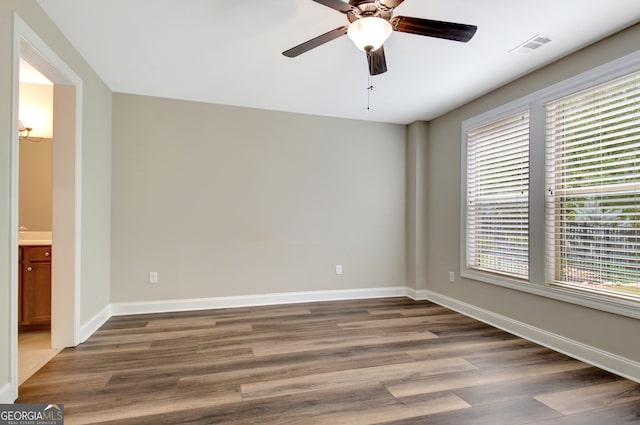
left=460, top=268, right=640, bottom=320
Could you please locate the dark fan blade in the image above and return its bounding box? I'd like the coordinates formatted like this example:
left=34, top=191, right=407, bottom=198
left=391, top=16, right=477, bottom=42
left=282, top=26, right=349, bottom=57
left=367, top=46, right=387, bottom=75
left=312, top=0, right=356, bottom=13
left=378, top=0, right=405, bottom=8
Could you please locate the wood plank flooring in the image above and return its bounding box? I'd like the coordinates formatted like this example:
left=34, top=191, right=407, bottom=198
left=17, top=297, right=640, bottom=424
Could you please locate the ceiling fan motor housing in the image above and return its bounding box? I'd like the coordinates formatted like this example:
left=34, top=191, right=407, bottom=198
left=347, top=1, right=394, bottom=23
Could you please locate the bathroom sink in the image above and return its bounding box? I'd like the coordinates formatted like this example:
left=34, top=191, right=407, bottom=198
left=19, top=231, right=52, bottom=246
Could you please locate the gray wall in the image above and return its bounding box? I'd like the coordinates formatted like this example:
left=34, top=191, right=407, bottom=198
left=19, top=82, right=53, bottom=231
left=19, top=137, right=52, bottom=231
left=406, top=121, right=429, bottom=293
left=111, top=94, right=406, bottom=302
left=421, top=23, right=640, bottom=362
left=0, top=0, right=112, bottom=399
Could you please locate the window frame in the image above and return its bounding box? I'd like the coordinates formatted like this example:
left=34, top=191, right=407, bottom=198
left=463, top=108, right=532, bottom=282
left=460, top=49, right=640, bottom=320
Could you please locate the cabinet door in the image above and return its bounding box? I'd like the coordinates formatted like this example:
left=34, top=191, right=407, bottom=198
left=18, top=251, right=23, bottom=325
left=21, top=246, right=52, bottom=326
left=23, top=261, right=52, bottom=324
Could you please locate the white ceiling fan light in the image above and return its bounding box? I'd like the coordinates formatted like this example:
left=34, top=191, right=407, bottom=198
left=347, top=17, right=393, bottom=52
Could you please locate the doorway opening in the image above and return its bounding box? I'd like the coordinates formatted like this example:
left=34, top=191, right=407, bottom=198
left=11, top=15, right=82, bottom=396
left=17, top=59, right=59, bottom=384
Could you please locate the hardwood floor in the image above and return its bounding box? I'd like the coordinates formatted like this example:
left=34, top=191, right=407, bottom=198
left=17, top=297, right=640, bottom=424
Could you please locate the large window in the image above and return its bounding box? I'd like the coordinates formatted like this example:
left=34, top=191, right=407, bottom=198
left=545, top=71, right=640, bottom=300
left=466, top=112, right=530, bottom=280
left=462, top=54, right=640, bottom=317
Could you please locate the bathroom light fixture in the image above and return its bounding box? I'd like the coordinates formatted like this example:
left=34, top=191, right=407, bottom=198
left=347, top=17, right=393, bottom=53
left=18, top=120, right=42, bottom=142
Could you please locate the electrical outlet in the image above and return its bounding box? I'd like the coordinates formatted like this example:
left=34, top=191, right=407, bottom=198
left=335, top=265, right=343, bottom=275
left=449, top=271, right=455, bottom=283
left=149, top=271, right=158, bottom=283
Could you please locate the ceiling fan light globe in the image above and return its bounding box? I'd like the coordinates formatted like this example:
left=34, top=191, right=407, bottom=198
left=347, top=17, right=392, bottom=52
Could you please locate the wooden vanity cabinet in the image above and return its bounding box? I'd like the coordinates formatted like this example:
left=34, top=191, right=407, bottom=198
left=19, top=245, right=52, bottom=330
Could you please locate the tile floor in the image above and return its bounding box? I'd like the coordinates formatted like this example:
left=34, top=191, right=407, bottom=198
left=18, top=330, right=61, bottom=385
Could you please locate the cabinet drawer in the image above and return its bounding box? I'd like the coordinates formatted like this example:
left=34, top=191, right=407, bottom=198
left=23, top=246, right=52, bottom=262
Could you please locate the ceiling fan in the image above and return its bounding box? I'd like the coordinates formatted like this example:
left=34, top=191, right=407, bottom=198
left=283, top=0, right=477, bottom=75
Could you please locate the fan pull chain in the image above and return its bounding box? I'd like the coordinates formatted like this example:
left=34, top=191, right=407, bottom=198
left=367, top=73, right=375, bottom=111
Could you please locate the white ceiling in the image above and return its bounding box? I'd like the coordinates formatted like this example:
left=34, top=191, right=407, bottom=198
left=36, top=0, right=640, bottom=124
left=20, top=58, right=53, bottom=85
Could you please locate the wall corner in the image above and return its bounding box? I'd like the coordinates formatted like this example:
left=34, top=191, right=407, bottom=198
left=406, top=120, right=430, bottom=292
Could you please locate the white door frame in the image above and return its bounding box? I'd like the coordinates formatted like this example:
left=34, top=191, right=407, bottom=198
left=10, top=14, right=82, bottom=399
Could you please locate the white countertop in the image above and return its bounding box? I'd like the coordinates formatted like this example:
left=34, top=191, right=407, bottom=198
left=19, top=231, right=52, bottom=246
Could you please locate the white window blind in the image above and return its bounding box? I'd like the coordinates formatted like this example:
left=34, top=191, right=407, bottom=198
left=466, top=111, right=530, bottom=279
left=546, top=70, right=640, bottom=300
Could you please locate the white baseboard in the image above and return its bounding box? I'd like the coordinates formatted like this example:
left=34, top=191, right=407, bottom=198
left=79, top=304, right=112, bottom=343
left=425, top=290, right=640, bottom=383
left=111, top=287, right=409, bottom=316
left=0, top=382, right=15, bottom=404
left=406, top=287, right=429, bottom=301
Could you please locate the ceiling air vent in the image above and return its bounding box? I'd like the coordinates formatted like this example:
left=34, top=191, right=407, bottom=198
left=510, top=34, right=552, bottom=53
